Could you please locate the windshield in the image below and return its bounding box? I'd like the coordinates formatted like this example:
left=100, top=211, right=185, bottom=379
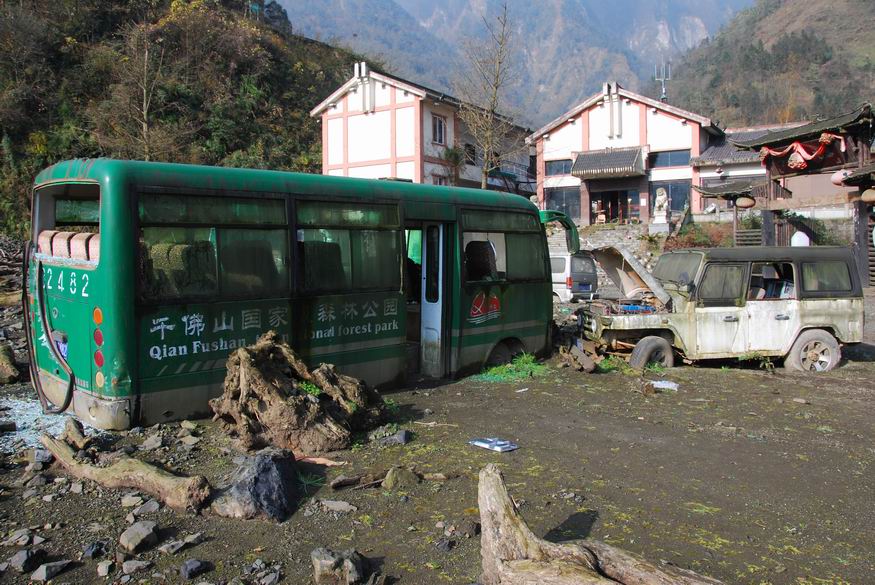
left=653, top=252, right=703, bottom=285
left=571, top=254, right=596, bottom=274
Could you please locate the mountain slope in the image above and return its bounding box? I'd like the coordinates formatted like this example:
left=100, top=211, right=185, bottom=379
left=667, top=0, right=875, bottom=126
left=279, top=0, right=753, bottom=125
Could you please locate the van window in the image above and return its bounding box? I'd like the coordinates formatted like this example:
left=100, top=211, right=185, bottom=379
left=571, top=255, right=596, bottom=274
left=698, top=264, right=745, bottom=306
left=748, top=262, right=795, bottom=300
left=802, top=261, right=852, bottom=292
left=550, top=257, right=566, bottom=274
left=138, top=193, right=289, bottom=301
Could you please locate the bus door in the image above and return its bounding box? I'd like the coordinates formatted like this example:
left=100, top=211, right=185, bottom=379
left=420, top=223, right=447, bottom=377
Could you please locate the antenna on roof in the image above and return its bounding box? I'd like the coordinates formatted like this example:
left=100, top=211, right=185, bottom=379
left=654, top=62, right=671, bottom=103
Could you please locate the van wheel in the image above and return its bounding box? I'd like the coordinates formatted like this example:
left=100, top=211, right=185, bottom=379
left=784, top=330, right=840, bottom=373
left=629, top=336, right=675, bottom=370
left=485, top=342, right=512, bottom=368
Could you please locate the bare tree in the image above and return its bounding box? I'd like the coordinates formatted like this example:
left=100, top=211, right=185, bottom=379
left=453, top=3, right=525, bottom=190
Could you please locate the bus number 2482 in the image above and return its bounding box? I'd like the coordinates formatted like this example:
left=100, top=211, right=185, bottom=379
left=44, top=268, right=90, bottom=298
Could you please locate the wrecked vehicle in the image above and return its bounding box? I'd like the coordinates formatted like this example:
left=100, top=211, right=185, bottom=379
left=580, top=246, right=864, bottom=372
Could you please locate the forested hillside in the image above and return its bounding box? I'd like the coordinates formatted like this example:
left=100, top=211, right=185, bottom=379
left=0, top=0, right=364, bottom=235
left=667, top=0, right=875, bottom=127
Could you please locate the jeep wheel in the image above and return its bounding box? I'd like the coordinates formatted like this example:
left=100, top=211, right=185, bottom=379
left=629, top=336, right=675, bottom=370
left=785, top=330, right=840, bottom=373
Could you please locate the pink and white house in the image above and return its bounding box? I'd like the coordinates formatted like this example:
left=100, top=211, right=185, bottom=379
left=527, top=82, right=723, bottom=227
left=310, top=62, right=533, bottom=193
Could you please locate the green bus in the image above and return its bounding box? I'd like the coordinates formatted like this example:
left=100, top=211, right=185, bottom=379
left=23, top=159, right=578, bottom=430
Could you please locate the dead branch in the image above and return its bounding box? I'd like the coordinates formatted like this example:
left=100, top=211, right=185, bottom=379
left=478, top=464, right=723, bottom=585
left=41, top=434, right=211, bottom=512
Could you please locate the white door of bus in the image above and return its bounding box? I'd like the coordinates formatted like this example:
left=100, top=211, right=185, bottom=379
left=421, top=223, right=444, bottom=377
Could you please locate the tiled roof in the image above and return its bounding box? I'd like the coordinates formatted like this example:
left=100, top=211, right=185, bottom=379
left=571, top=147, right=644, bottom=179
left=693, top=178, right=766, bottom=198
left=842, top=162, right=875, bottom=186
left=731, top=105, right=873, bottom=149
left=692, top=129, right=771, bottom=166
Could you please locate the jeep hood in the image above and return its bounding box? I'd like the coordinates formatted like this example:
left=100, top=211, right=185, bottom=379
left=591, top=246, right=671, bottom=306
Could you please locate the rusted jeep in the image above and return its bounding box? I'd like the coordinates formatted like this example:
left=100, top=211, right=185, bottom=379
left=580, top=246, right=864, bottom=372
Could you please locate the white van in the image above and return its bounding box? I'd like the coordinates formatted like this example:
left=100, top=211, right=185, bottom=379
left=550, top=251, right=598, bottom=302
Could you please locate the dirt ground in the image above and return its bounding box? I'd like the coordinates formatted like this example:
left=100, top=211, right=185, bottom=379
left=1, top=293, right=874, bottom=584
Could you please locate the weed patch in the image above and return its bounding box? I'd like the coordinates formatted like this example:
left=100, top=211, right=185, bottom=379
left=473, top=353, right=547, bottom=382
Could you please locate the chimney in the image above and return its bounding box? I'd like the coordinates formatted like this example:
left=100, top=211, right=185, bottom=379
left=353, top=62, right=360, bottom=78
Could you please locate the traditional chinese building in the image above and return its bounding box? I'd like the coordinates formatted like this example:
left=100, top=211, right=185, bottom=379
left=309, top=62, right=534, bottom=194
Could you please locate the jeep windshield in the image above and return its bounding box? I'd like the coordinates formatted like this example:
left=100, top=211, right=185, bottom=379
left=653, top=251, right=703, bottom=286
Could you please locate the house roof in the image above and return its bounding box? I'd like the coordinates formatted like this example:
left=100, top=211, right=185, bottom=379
left=693, top=178, right=767, bottom=198
left=571, top=146, right=645, bottom=179
left=841, top=162, right=875, bottom=187
left=731, top=104, right=874, bottom=150
left=528, top=82, right=720, bottom=143
left=691, top=123, right=807, bottom=167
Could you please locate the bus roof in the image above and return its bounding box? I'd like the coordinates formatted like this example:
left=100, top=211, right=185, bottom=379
left=34, top=158, right=538, bottom=212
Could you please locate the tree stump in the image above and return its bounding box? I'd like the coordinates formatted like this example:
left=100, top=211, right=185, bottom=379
left=478, top=464, right=723, bottom=585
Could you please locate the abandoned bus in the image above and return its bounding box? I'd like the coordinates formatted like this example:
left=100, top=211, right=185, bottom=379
left=23, top=159, right=579, bottom=429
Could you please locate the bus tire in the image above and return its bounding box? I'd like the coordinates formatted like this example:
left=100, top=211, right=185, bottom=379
left=485, top=342, right=512, bottom=368
left=784, top=329, right=840, bottom=373
left=629, top=336, right=674, bottom=370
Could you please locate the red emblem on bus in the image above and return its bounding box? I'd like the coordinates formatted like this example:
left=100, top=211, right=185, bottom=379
left=468, top=291, right=501, bottom=324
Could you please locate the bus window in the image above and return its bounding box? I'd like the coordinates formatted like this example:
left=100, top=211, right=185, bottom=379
left=462, top=210, right=545, bottom=283
left=297, top=201, right=401, bottom=293
left=463, top=233, right=506, bottom=281
left=138, top=193, right=288, bottom=301
left=505, top=233, right=546, bottom=281
left=425, top=226, right=440, bottom=302
left=34, top=183, right=101, bottom=263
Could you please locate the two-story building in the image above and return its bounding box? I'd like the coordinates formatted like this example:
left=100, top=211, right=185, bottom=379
left=527, top=82, right=723, bottom=227
left=310, top=62, right=533, bottom=194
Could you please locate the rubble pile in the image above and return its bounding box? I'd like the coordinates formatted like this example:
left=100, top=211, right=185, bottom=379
left=0, top=236, right=25, bottom=382
left=210, top=331, right=386, bottom=457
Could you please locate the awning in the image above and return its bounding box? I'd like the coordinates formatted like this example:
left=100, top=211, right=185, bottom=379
left=571, top=147, right=645, bottom=180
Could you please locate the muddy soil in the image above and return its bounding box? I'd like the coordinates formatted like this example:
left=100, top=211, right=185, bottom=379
left=0, top=294, right=873, bottom=584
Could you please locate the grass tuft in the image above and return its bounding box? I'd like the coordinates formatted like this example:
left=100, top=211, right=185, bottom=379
left=474, top=353, right=547, bottom=382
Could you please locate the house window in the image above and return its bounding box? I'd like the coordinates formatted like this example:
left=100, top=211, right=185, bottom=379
left=545, top=186, right=580, bottom=220
left=649, top=150, right=691, bottom=168
left=433, top=175, right=449, bottom=186
left=464, top=143, right=476, bottom=165
left=432, top=115, right=446, bottom=145
left=650, top=181, right=691, bottom=212
left=545, top=159, right=573, bottom=176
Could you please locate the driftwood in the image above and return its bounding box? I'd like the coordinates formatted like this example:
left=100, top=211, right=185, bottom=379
left=40, top=434, right=211, bottom=512
left=478, top=464, right=723, bottom=585
left=210, top=331, right=384, bottom=457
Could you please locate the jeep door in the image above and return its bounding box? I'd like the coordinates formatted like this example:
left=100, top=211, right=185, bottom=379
left=693, top=263, right=748, bottom=356
left=744, top=262, right=799, bottom=354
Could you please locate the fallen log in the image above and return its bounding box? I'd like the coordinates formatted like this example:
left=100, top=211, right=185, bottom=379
left=478, top=464, right=723, bottom=585
left=40, top=434, right=211, bottom=512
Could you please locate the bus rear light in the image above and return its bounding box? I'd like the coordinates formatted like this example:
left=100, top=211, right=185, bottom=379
left=93, top=307, right=104, bottom=325
left=566, top=276, right=573, bottom=289
left=93, top=329, right=104, bottom=346
left=94, top=350, right=105, bottom=368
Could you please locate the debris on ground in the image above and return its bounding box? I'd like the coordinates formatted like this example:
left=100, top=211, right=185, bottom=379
left=558, top=343, right=598, bottom=372
left=210, top=331, right=386, bottom=457
left=641, top=379, right=680, bottom=395
left=210, top=447, right=299, bottom=521
left=40, top=432, right=211, bottom=511
left=478, top=463, right=723, bottom=584
left=310, top=547, right=386, bottom=585
left=469, top=437, right=519, bottom=452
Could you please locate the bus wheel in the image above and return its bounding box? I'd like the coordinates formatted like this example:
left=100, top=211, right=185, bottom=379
left=485, top=342, right=512, bottom=368
left=629, top=336, right=674, bottom=370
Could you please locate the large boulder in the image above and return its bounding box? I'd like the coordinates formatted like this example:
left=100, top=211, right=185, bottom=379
left=210, top=448, right=299, bottom=521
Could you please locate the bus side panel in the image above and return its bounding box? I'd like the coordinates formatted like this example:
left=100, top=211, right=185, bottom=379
left=136, top=299, right=292, bottom=425
left=293, top=291, right=406, bottom=389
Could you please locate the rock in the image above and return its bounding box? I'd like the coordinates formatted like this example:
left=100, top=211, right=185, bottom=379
left=180, top=420, right=198, bottom=430
left=180, top=559, right=212, bottom=580
left=311, top=548, right=365, bottom=585
left=30, top=560, right=71, bottom=581
left=381, top=466, right=420, bottom=490
left=31, top=448, right=54, bottom=464
left=141, top=434, right=163, bottom=450
left=0, top=561, right=7, bottom=572
left=158, top=540, right=186, bottom=555
left=3, top=528, right=32, bottom=546
left=9, top=548, right=45, bottom=573
left=210, top=448, right=299, bottom=521
left=378, top=430, right=412, bottom=446
left=122, top=559, right=152, bottom=574
left=83, top=540, right=108, bottom=559
left=434, top=537, right=454, bottom=553
left=183, top=532, right=204, bottom=546
left=70, top=482, right=84, bottom=494
left=0, top=343, right=19, bottom=384
left=133, top=499, right=160, bottom=516
left=97, top=560, right=114, bottom=577
left=0, top=420, right=16, bottom=433
left=261, top=572, right=281, bottom=585
left=31, top=535, right=46, bottom=545
left=460, top=519, right=481, bottom=538
left=121, top=494, right=144, bottom=508
left=423, top=408, right=434, bottom=415
left=179, top=435, right=201, bottom=447
left=119, top=521, right=159, bottom=552
left=320, top=500, right=358, bottom=514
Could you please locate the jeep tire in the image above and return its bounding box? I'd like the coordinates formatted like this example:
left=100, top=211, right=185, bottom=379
left=629, top=336, right=675, bottom=370
left=784, top=329, right=841, bottom=373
